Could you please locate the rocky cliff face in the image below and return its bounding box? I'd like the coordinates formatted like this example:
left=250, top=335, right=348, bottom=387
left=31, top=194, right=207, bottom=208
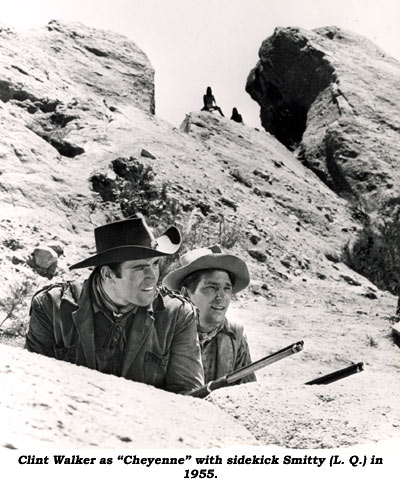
left=0, top=20, right=154, bottom=113
left=246, top=26, right=400, bottom=292
left=0, top=21, right=399, bottom=449
left=0, top=19, right=154, bottom=247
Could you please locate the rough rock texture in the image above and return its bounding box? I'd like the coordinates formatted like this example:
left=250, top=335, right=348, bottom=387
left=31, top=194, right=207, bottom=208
left=0, top=344, right=257, bottom=449
left=0, top=20, right=154, bottom=113
left=0, top=21, right=399, bottom=449
left=246, top=26, right=400, bottom=192
left=246, top=27, right=400, bottom=291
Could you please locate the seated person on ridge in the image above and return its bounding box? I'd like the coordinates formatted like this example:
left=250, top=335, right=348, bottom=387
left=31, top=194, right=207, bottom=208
left=163, top=245, right=255, bottom=385
left=231, top=107, right=243, bottom=123
left=201, top=86, right=225, bottom=117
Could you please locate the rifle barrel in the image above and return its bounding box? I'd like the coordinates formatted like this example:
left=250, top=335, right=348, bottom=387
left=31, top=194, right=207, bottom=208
left=185, top=340, right=304, bottom=398
left=305, top=362, right=364, bottom=385
left=226, top=340, right=304, bottom=384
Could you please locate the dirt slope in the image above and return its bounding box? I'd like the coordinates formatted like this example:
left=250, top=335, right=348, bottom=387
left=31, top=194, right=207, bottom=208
left=0, top=21, right=398, bottom=449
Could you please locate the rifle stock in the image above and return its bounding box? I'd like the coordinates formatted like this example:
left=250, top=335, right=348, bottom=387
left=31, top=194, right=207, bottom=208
left=187, top=340, right=304, bottom=398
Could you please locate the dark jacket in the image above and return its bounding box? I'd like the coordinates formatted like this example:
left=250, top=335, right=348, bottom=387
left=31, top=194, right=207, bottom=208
left=201, top=320, right=256, bottom=384
left=25, top=274, right=204, bottom=394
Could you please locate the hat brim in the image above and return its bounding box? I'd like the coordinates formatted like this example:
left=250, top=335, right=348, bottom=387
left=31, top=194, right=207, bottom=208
left=163, top=253, right=250, bottom=293
left=70, top=226, right=181, bottom=270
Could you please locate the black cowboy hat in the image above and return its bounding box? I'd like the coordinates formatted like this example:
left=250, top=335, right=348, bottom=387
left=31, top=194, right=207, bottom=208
left=69, top=215, right=181, bottom=270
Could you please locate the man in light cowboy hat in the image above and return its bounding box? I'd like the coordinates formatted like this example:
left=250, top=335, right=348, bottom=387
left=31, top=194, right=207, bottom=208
left=26, top=215, right=204, bottom=394
left=163, top=245, right=256, bottom=385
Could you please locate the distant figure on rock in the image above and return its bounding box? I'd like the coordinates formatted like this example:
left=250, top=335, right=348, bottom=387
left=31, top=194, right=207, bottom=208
left=231, top=107, right=243, bottom=123
left=25, top=214, right=204, bottom=394
left=163, top=245, right=256, bottom=385
left=201, top=86, right=224, bottom=117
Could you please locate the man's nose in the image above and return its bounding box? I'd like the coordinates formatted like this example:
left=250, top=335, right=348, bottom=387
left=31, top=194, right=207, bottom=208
left=145, top=265, right=158, bottom=280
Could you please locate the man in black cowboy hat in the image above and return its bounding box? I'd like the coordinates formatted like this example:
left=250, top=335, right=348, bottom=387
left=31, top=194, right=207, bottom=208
left=163, top=246, right=255, bottom=385
left=26, top=215, right=204, bottom=394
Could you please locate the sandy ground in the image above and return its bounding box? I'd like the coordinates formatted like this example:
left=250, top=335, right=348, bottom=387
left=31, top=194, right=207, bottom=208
left=0, top=343, right=257, bottom=449
left=209, top=275, right=400, bottom=448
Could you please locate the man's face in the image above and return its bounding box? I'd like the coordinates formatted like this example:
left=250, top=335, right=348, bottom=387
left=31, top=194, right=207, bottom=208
left=187, top=270, right=233, bottom=330
left=108, top=257, right=160, bottom=307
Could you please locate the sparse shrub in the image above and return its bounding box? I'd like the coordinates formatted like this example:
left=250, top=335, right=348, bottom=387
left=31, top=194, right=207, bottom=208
left=88, top=200, right=98, bottom=213
left=343, top=211, right=400, bottom=294
left=60, top=196, right=78, bottom=210
left=367, top=335, right=378, bottom=347
left=180, top=212, right=241, bottom=252
left=217, top=215, right=242, bottom=249
left=91, top=157, right=181, bottom=232
left=159, top=212, right=243, bottom=280
left=0, top=278, right=32, bottom=330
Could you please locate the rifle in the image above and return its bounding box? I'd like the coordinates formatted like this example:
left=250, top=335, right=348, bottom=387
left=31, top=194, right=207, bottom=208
left=187, top=340, right=304, bottom=398
left=305, top=362, right=364, bottom=385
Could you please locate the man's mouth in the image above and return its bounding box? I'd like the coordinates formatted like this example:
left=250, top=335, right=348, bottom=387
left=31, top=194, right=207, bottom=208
left=142, top=286, right=155, bottom=292
left=211, top=305, right=225, bottom=311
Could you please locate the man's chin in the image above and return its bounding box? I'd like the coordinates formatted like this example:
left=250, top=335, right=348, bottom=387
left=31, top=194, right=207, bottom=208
left=207, top=311, right=226, bottom=324
left=135, top=290, right=156, bottom=306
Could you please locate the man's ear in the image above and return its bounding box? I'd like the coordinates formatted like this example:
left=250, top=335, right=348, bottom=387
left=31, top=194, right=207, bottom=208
left=100, top=265, right=113, bottom=281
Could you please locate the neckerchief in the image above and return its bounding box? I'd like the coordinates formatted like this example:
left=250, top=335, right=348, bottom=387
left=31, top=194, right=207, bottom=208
left=198, top=319, right=226, bottom=348
left=92, top=273, right=138, bottom=350
left=93, top=272, right=138, bottom=316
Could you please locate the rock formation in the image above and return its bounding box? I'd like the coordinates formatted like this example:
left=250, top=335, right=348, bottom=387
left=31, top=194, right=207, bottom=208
left=246, top=26, right=400, bottom=292
left=0, top=21, right=399, bottom=449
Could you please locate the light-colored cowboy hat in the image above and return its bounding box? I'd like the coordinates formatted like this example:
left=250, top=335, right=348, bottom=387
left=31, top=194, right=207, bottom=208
left=163, top=245, right=250, bottom=293
left=70, top=214, right=181, bottom=270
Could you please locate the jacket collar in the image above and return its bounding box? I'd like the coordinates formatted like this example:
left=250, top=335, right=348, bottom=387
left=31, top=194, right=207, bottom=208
left=70, top=274, right=97, bottom=369
left=219, top=319, right=237, bottom=339
left=121, top=290, right=166, bottom=376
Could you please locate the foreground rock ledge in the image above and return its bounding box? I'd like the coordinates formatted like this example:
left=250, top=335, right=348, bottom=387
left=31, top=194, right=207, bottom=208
left=209, top=372, right=400, bottom=448
left=0, top=344, right=257, bottom=449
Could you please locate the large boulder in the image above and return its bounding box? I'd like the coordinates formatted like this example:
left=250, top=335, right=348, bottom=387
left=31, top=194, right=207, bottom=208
left=246, top=26, right=400, bottom=199
left=0, top=20, right=154, bottom=114
left=246, top=26, right=400, bottom=291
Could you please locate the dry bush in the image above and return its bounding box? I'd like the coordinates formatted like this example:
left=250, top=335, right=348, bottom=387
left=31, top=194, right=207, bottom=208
left=0, top=277, right=32, bottom=336
left=343, top=212, right=400, bottom=295
left=91, top=157, right=181, bottom=232
left=91, top=157, right=244, bottom=282
left=159, top=211, right=243, bottom=280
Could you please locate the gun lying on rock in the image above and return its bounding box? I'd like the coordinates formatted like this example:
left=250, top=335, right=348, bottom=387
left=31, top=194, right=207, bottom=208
left=187, top=340, right=304, bottom=398
left=305, top=362, right=364, bottom=385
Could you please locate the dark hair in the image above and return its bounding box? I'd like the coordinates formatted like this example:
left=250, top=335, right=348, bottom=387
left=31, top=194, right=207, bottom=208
left=180, top=268, right=235, bottom=292
left=95, top=262, right=123, bottom=279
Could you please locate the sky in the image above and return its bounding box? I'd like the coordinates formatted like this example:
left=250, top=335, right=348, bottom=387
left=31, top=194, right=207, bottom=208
left=2, top=0, right=399, bottom=127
